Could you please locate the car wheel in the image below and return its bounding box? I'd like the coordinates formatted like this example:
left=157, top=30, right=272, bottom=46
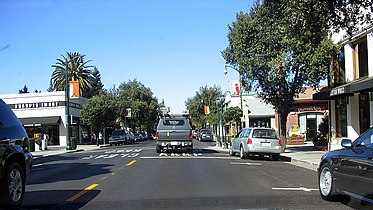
left=229, top=146, right=235, bottom=156
left=319, top=162, right=337, bottom=201
left=156, top=145, right=161, bottom=153
left=239, top=146, right=247, bottom=159
left=0, top=162, right=25, bottom=207
left=272, top=154, right=280, bottom=161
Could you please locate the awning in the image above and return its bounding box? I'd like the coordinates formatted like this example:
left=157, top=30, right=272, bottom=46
left=20, top=116, right=61, bottom=126
left=350, top=77, right=373, bottom=92
left=313, top=84, right=353, bottom=100
left=313, top=77, right=373, bottom=100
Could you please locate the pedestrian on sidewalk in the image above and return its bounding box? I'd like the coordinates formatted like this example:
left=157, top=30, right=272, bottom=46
left=98, top=132, right=103, bottom=145
left=36, top=137, right=42, bottom=151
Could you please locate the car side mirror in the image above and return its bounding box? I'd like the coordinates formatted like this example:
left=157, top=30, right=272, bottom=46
left=341, top=139, right=352, bottom=148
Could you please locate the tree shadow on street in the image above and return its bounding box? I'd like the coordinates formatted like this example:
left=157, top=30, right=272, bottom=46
left=20, top=189, right=100, bottom=210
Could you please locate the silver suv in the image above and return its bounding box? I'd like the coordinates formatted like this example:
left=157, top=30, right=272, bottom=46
left=155, top=114, right=193, bottom=153
left=229, top=127, right=282, bottom=160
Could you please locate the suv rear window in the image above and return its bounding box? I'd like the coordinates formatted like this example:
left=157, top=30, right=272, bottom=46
left=252, top=129, right=278, bottom=139
left=163, top=120, right=185, bottom=126
left=112, top=130, right=126, bottom=135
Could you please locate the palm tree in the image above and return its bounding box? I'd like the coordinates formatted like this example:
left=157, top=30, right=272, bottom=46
left=51, top=52, right=94, bottom=96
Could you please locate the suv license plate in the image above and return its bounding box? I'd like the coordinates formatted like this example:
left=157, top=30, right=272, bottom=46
left=171, top=141, right=179, bottom=146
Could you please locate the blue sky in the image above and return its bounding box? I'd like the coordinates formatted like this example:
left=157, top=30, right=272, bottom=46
left=0, top=0, right=253, bottom=113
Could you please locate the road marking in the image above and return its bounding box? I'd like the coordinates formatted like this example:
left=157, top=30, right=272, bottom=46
left=272, top=187, right=318, bottom=192
left=82, top=153, right=139, bottom=160
left=32, top=163, right=44, bottom=167
left=66, top=184, right=99, bottom=202
left=127, top=160, right=137, bottom=166
left=230, top=162, right=262, bottom=166
left=140, top=156, right=239, bottom=160
left=159, top=153, right=202, bottom=157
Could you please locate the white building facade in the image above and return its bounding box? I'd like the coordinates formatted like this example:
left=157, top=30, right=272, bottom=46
left=0, top=91, right=87, bottom=146
left=314, top=25, right=373, bottom=150
left=224, top=90, right=276, bottom=131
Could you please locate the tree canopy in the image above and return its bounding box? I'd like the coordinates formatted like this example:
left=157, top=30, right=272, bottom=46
left=51, top=52, right=95, bottom=96
left=185, top=85, right=223, bottom=128
left=80, top=92, right=118, bottom=135
left=118, top=79, right=159, bottom=132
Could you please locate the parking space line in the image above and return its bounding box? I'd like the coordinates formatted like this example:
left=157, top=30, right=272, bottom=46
left=230, top=162, right=262, bottom=166
left=272, top=187, right=318, bottom=192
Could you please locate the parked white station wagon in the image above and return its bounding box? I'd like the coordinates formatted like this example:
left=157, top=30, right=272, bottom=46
left=229, top=127, right=282, bottom=160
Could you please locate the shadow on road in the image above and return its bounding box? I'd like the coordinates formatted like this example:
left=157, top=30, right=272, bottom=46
left=26, top=161, right=113, bottom=185
left=21, top=189, right=100, bottom=210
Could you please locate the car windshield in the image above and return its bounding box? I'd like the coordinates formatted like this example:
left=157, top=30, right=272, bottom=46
left=1, top=0, right=371, bottom=209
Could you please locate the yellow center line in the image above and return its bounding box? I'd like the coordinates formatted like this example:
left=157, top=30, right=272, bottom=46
left=65, top=184, right=99, bottom=202
left=127, top=160, right=137, bottom=166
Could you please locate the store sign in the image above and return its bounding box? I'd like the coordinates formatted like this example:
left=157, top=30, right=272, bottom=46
left=13, top=101, right=82, bottom=109
left=297, top=106, right=324, bottom=112
left=330, top=86, right=346, bottom=97
left=14, top=102, right=59, bottom=109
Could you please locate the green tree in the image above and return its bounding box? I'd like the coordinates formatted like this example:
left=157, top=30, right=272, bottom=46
left=118, top=79, right=159, bottom=132
left=82, top=66, right=104, bottom=98
left=185, top=85, right=223, bottom=129
left=223, top=106, right=243, bottom=134
left=51, top=52, right=95, bottom=96
left=80, top=91, right=118, bottom=135
left=223, top=0, right=371, bottom=141
left=18, top=85, right=29, bottom=94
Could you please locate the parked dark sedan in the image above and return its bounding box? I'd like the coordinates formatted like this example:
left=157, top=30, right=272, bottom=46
left=0, top=98, right=32, bottom=207
left=198, top=130, right=213, bottom=141
left=318, top=127, right=373, bottom=204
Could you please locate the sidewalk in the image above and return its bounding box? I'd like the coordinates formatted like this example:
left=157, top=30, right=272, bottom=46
left=31, top=144, right=109, bottom=157
left=209, top=141, right=326, bottom=171
left=281, top=141, right=327, bottom=171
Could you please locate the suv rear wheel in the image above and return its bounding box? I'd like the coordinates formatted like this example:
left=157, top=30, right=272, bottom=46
left=0, top=162, right=25, bottom=207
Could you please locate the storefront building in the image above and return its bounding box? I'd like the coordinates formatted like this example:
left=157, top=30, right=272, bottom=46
left=0, top=91, right=87, bottom=146
left=314, top=25, right=373, bottom=150
left=224, top=89, right=276, bottom=131
left=282, top=87, right=328, bottom=141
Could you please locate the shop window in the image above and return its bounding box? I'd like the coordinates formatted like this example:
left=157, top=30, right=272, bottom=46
left=298, top=112, right=324, bottom=141
left=331, top=47, right=346, bottom=87
left=249, top=117, right=271, bottom=128
left=353, top=36, right=368, bottom=78
left=335, top=97, right=348, bottom=137
left=359, top=93, right=370, bottom=134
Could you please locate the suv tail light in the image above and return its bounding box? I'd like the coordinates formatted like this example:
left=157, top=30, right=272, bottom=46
left=247, top=138, right=252, bottom=144
left=189, top=130, right=193, bottom=139
left=155, top=131, right=159, bottom=139
left=278, top=139, right=282, bottom=146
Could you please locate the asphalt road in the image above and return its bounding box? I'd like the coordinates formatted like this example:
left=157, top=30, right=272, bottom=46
left=21, top=140, right=365, bottom=209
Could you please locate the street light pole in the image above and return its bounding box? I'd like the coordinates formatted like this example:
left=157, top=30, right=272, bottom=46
left=65, top=57, right=71, bottom=150
left=224, top=65, right=244, bottom=130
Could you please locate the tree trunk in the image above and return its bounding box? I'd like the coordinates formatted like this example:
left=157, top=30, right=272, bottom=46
left=279, top=111, right=288, bottom=152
